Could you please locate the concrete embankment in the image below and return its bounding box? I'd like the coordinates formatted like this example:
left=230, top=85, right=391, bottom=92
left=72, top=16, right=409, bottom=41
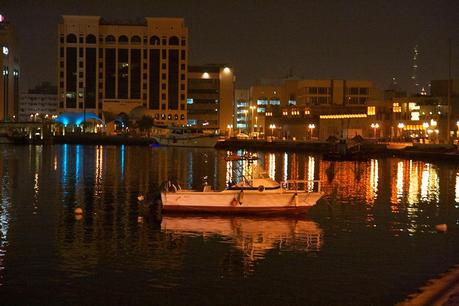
left=216, top=139, right=459, bottom=162
left=53, top=135, right=157, bottom=146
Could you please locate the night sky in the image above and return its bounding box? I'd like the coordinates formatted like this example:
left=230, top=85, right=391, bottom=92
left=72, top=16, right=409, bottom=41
left=2, top=0, right=459, bottom=92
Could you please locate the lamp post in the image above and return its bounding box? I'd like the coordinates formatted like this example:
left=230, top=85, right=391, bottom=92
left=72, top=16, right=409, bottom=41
left=269, top=124, right=276, bottom=137
left=397, top=122, right=405, bottom=140
left=227, top=124, right=233, bottom=138
left=308, top=123, right=315, bottom=140
left=371, top=123, right=380, bottom=139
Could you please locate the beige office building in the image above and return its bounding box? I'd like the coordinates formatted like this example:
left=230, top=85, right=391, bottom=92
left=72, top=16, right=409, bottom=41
left=58, top=15, right=188, bottom=125
left=252, top=79, right=382, bottom=139
left=0, top=14, right=20, bottom=121
left=187, top=64, right=235, bottom=131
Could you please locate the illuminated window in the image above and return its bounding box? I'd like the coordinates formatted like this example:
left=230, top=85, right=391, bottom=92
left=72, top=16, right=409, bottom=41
left=393, top=102, right=402, bottom=113
left=288, top=100, right=296, bottom=106
left=187, top=98, right=194, bottom=104
left=367, top=106, right=376, bottom=115
left=257, top=99, right=268, bottom=105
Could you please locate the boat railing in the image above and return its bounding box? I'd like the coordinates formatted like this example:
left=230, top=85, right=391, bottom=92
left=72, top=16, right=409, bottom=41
left=282, top=180, right=322, bottom=193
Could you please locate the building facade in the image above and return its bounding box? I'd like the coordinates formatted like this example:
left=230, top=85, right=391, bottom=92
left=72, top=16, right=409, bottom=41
left=187, top=64, right=234, bottom=131
left=0, top=14, right=20, bottom=121
left=249, top=79, right=381, bottom=140
left=234, top=88, right=249, bottom=134
left=58, top=15, right=188, bottom=126
left=19, top=82, right=58, bottom=121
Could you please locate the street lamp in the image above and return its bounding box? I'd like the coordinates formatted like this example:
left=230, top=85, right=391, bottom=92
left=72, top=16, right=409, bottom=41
left=227, top=124, right=233, bottom=138
left=397, top=122, right=405, bottom=140
left=308, top=123, right=315, bottom=140
left=371, top=123, right=380, bottom=139
left=269, top=124, right=276, bottom=137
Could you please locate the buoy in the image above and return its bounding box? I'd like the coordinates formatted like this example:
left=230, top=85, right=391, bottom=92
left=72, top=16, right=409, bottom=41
left=435, top=224, right=447, bottom=233
left=74, top=207, right=83, bottom=215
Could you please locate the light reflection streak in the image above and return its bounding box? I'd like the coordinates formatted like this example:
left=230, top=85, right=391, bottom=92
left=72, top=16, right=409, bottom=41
left=369, top=159, right=379, bottom=201
left=396, top=161, right=404, bottom=201
left=61, top=144, right=68, bottom=184
left=307, top=156, right=315, bottom=192
left=268, top=153, right=275, bottom=180
left=95, top=146, right=104, bottom=194
left=75, top=145, right=80, bottom=183
left=420, top=163, right=439, bottom=202
left=120, top=145, right=125, bottom=178
left=408, top=161, right=419, bottom=205
left=33, top=173, right=39, bottom=214
left=421, top=163, right=429, bottom=200
left=0, top=174, right=9, bottom=287
left=283, top=153, right=288, bottom=182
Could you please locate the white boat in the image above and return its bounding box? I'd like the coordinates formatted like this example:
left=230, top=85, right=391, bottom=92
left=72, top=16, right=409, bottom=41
left=152, top=127, right=219, bottom=148
left=161, top=175, right=324, bottom=215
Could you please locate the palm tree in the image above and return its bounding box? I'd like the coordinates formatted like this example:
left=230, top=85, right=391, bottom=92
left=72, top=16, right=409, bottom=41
left=138, top=115, right=154, bottom=137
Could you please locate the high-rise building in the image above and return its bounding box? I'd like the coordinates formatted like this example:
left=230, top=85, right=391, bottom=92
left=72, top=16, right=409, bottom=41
left=187, top=64, right=234, bottom=131
left=57, top=15, right=188, bottom=126
left=0, top=14, right=20, bottom=121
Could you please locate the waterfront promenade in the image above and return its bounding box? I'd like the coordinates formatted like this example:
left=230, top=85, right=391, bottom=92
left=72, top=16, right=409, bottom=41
left=10, top=134, right=459, bottom=163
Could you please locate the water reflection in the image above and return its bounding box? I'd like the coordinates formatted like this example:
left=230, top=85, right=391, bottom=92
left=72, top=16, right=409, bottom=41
left=1, top=145, right=459, bottom=304
left=162, top=216, right=323, bottom=276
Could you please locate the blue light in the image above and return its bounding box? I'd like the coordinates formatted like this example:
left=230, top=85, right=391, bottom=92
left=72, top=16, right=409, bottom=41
left=55, top=112, right=104, bottom=126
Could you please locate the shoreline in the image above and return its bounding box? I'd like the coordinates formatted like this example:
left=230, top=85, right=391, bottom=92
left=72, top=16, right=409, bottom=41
left=4, top=136, right=459, bottom=163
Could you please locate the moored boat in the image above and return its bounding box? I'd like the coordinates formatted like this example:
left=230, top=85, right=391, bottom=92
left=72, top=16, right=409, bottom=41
left=160, top=175, right=324, bottom=215
left=152, top=126, right=219, bottom=148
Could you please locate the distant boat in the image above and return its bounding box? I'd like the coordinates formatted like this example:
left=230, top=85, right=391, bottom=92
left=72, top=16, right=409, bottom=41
left=0, top=132, right=28, bottom=144
left=160, top=175, right=324, bottom=215
left=152, top=127, right=219, bottom=148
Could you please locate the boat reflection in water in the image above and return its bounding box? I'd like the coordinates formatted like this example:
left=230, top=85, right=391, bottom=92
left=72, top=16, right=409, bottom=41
left=161, top=216, right=323, bottom=274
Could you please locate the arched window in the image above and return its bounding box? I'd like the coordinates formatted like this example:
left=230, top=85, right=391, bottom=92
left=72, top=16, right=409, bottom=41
left=86, top=34, right=96, bottom=44
left=155, top=114, right=160, bottom=120
left=119, top=35, right=128, bottom=44
left=66, top=34, right=77, bottom=43
left=180, top=114, right=185, bottom=120
left=174, top=114, right=178, bottom=120
left=168, top=114, right=172, bottom=120
left=150, top=36, right=160, bottom=45
left=169, top=36, right=179, bottom=45
left=105, top=35, right=116, bottom=43
left=131, top=35, right=141, bottom=44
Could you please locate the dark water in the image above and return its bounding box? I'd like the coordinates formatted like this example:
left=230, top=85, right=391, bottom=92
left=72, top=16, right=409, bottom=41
left=0, top=145, right=458, bottom=305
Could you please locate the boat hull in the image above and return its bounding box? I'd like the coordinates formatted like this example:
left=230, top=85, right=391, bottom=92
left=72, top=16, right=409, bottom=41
left=161, top=190, right=324, bottom=215
left=153, top=136, right=218, bottom=148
